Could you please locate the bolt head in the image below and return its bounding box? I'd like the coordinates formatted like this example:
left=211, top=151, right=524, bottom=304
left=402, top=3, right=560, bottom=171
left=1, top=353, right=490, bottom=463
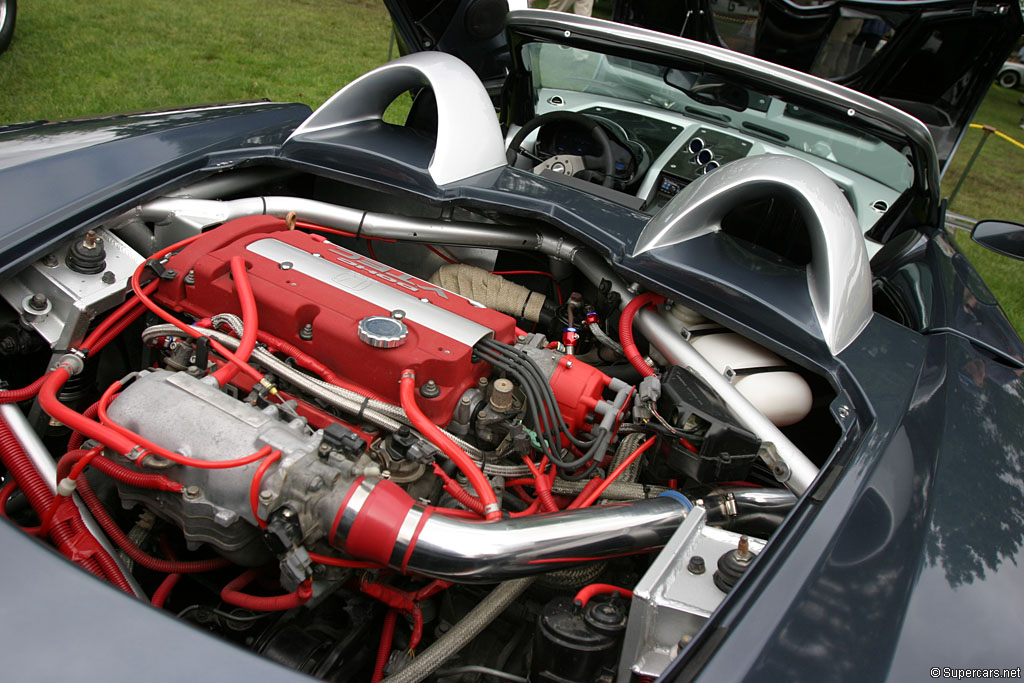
left=259, top=489, right=274, bottom=502
left=27, top=294, right=48, bottom=311
left=687, top=555, right=706, bottom=574
left=420, top=379, right=441, bottom=399
left=184, top=485, right=201, bottom=499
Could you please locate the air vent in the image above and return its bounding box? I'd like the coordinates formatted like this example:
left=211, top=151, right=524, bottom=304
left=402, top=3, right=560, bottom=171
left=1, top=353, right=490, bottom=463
left=871, top=200, right=889, bottom=213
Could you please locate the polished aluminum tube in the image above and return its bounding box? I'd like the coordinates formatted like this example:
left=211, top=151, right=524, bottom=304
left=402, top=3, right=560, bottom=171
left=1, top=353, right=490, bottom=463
left=330, top=478, right=690, bottom=583
left=0, top=404, right=57, bottom=489
left=635, top=310, right=818, bottom=494
left=136, top=196, right=584, bottom=262
left=703, top=487, right=797, bottom=536
left=402, top=501, right=685, bottom=582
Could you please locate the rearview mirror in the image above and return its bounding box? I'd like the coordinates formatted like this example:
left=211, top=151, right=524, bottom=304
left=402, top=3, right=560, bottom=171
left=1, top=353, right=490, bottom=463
left=971, top=220, right=1024, bottom=261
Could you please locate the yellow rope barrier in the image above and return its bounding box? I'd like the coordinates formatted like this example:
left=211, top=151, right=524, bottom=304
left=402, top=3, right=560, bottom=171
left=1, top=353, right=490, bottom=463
left=969, top=123, right=1024, bottom=151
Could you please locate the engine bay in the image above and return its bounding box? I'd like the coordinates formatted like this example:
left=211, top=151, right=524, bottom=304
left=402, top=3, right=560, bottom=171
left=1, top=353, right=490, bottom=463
left=0, top=164, right=844, bottom=682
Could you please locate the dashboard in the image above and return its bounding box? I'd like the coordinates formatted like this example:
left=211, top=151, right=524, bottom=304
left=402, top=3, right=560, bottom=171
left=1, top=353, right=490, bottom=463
left=534, top=118, right=640, bottom=183
left=530, top=89, right=907, bottom=255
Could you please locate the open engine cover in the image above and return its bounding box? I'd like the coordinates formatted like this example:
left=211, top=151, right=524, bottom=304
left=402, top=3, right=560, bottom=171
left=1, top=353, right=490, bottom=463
left=154, top=216, right=517, bottom=422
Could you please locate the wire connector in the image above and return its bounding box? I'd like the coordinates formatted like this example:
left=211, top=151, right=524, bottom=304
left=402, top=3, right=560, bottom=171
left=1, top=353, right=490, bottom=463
left=56, top=477, right=78, bottom=497
left=256, top=377, right=279, bottom=397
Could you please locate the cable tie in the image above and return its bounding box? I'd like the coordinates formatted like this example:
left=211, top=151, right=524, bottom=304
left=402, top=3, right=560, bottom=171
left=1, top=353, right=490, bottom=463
left=356, top=395, right=371, bottom=422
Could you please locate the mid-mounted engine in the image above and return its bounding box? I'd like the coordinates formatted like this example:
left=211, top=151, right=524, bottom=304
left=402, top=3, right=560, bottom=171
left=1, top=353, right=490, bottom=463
left=0, top=192, right=821, bottom=683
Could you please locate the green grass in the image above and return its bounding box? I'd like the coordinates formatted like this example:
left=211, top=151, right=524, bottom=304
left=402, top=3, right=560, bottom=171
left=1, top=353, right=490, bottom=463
left=943, top=85, right=1024, bottom=338
left=1, top=0, right=1023, bottom=334
left=943, top=84, right=1024, bottom=223
left=0, top=0, right=397, bottom=122
left=952, top=230, right=1024, bottom=337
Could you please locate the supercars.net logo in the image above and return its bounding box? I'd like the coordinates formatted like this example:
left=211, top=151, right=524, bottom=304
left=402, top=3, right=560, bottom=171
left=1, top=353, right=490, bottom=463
left=930, top=668, right=1022, bottom=680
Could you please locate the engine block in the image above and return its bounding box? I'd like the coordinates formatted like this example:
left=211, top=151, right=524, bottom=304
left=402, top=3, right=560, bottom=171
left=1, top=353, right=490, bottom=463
left=154, top=216, right=517, bottom=423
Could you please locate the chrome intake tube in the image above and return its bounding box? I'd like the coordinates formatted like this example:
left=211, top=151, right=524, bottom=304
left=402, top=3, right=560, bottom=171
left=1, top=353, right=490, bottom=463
left=326, top=478, right=690, bottom=583
left=703, top=487, right=796, bottom=537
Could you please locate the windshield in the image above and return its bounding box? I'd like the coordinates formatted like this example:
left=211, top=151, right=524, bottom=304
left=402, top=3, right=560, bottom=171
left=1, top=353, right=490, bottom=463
left=523, top=41, right=913, bottom=194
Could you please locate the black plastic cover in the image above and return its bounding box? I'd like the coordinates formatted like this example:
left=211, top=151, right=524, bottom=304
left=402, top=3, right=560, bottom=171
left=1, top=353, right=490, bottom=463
left=532, top=596, right=624, bottom=683
left=654, top=366, right=761, bottom=484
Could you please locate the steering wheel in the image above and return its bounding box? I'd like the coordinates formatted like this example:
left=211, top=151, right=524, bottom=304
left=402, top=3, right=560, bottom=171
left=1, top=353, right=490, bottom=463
left=506, top=111, right=616, bottom=188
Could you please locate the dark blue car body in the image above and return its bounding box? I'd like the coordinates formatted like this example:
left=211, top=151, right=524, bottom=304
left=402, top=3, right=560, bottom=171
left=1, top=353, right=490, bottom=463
left=2, top=2, right=1023, bottom=681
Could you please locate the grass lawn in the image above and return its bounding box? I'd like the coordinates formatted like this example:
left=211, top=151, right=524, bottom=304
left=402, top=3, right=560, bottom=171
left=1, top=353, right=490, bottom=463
left=1, top=0, right=1023, bottom=334
left=943, top=84, right=1024, bottom=224
left=944, top=85, right=1024, bottom=337
left=0, top=0, right=396, bottom=121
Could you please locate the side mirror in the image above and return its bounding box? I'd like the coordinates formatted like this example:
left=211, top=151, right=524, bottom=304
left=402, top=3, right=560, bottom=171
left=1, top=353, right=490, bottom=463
left=971, top=220, right=1024, bottom=260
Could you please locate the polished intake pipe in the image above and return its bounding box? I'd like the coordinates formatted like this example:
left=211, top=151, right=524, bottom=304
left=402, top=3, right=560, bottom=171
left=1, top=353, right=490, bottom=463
left=325, top=478, right=689, bottom=583
left=703, top=487, right=796, bottom=537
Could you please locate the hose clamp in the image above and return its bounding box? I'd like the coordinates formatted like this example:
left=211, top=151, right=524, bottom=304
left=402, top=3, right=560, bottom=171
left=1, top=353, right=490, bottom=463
left=723, top=491, right=737, bottom=518
left=124, top=446, right=147, bottom=462
left=56, top=351, right=86, bottom=376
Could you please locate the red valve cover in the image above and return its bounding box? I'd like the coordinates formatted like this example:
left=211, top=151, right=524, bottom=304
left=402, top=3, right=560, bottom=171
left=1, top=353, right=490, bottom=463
left=154, top=216, right=517, bottom=423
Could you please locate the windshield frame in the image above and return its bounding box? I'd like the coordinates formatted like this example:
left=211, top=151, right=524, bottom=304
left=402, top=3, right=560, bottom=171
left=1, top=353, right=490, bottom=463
left=504, top=9, right=941, bottom=232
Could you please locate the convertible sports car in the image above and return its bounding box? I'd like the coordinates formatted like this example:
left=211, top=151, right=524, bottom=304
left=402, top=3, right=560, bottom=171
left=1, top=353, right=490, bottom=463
left=1, top=2, right=1022, bottom=682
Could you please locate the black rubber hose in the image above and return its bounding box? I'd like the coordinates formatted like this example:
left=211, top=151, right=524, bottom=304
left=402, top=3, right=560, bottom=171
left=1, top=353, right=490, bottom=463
left=703, top=487, right=796, bottom=537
